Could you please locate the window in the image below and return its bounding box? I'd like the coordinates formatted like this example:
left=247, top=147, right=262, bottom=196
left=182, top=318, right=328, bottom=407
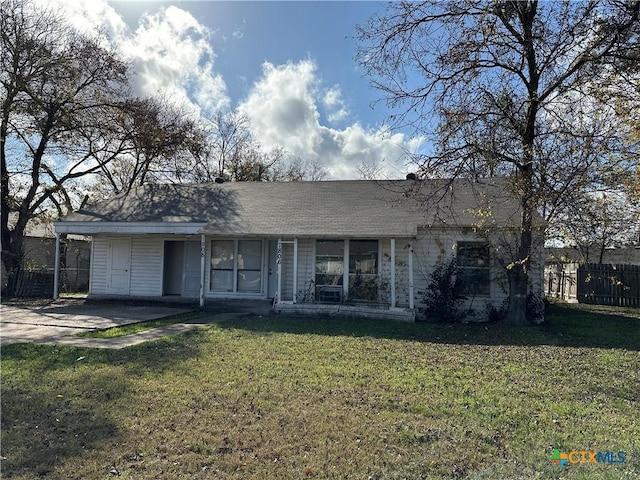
left=237, top=240, right=262, bottom=293
left=211, top=240, right=234, bottom=292
left=210, top=240, right=262, bottom=293
left=348, top=240, right=379, bottom=301
left=457, top=242, right=490, bottom=296
left=314, top=239, right=380, bottom=302
left=315, top=240, right=343, bottom=301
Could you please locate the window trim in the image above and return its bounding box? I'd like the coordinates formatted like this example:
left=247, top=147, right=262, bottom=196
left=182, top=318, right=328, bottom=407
left=314, top=239, right=345, bottom=302
left=314, top=239, right=381, bottom=303
left=209, top=239, right=264, bottom=295
left=348, top=239, right=380, bottom=301
left=456, top=241, right=491, bottom=297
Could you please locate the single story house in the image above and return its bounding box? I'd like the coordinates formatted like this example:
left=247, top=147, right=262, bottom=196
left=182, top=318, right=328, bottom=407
left=53, top=178, right=543, bottom=321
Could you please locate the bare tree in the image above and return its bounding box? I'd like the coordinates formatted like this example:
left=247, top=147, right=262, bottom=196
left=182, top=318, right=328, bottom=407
left=357, top=0, right=640, bottom=323
left=91, top=97, right=205, bottom=195
left=552, top=191, right=639, bottom=264
left=276, top=156, right=328, bottom=181
left=208, top=110, right=253, bottom=181
left=1, top=0, right=132, bottom=292
left=176, top=108, right=329, bottom=183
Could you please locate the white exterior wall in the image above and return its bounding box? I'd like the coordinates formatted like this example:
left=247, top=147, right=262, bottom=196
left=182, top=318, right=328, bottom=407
left=87, top=231, right=543, bottom=320
left=281, top=242, right=295, bottom=301
left=295, top=238, right=315, bottom=301
left=129, top=237, right=164, bottom=296
left=412, top=228, right=512, bottom=318
left=380, top=238, right=412, bottom=307
left=89, top=236, right=109, bottom=294
left=411, top=227, right=548, bottom=319
left=90, top=234, right=188, bottom=297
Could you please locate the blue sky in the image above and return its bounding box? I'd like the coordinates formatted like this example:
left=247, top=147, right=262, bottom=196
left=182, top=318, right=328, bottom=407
left=39, top=0, right=422, bottom=179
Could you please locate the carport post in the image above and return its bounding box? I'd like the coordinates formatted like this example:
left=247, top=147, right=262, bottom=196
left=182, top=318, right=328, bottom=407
left=199, top=234, right=206, bottom=307
left=53, top=232, right=61, bottom=299
left=390, top=238, right=396, bottom=308
left=408, top=241, right=414, bottom=310
left=276, top=238, right=282, bottom=304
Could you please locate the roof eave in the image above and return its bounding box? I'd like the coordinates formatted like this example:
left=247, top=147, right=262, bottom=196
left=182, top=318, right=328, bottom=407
left=53, top=221, right=208, bottom=235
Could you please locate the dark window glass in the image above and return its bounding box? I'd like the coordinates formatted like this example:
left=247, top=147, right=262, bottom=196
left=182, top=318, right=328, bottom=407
left=457, top=242, right=490, bottom=296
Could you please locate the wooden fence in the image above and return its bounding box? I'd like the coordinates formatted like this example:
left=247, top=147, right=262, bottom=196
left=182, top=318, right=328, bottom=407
left=545, top=263, right=579, bottom=302
left=577, top=263, right=640, bottom=307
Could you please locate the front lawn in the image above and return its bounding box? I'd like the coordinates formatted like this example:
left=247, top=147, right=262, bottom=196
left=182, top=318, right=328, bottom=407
left=1, top=303, right=638, bottom=479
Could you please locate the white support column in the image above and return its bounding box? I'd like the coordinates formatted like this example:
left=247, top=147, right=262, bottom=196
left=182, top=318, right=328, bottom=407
left=390, top=238, right=396, bottom=308
left=343, top=239, right=350, bottom=301
left=408, top=241, right=414, bottom=310
left=53, top=233, right=61, bottom=299
left=276, top=238, right=282, bottom=304
left=199, top=234, right=206, bottom=307
left=293, top=238, right=298, bottom=303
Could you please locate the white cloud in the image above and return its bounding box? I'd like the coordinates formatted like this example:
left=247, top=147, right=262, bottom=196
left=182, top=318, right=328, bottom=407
left=30, top=2, right=421, bottom=180
left=121, top=6, right=229, bottom=115
left=323, top=85, right=349, bottom=123
left=37, top=0, right=230, bottom=117
left=238, top=60, right=321, bottom=154
left=34, top=0, right=127, bottom=44
left=232, top=19, right=246, bottom=40
left=238, top=60, right=420, bottom=179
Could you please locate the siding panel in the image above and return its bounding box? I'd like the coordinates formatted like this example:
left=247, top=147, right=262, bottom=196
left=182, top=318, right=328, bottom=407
left=380, top=238, right=412, bottom=307
left=296, top=238, right=314, bottom=301
left=412, top=228, right=514, bottom=317
left=130, top=237, right=163, bottom=296
left=90, top=236, right=109, bottom=294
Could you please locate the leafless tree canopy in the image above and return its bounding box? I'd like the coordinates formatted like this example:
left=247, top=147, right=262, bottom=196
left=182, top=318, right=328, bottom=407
left=357, top=0, right=640, bottom=323
left=0, top=0, right=202, bottom=291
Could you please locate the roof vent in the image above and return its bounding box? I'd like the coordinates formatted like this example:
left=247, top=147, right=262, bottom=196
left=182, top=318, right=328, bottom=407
left=406, top=173, right=417, bottom=180
left=214, top=177, right=225, bottom=184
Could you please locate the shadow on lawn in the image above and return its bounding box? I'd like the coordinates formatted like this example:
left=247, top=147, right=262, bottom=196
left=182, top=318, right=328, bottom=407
left=213, top=303, right=640, bottom=351
left=1, top=367, right=123, bottom=477
left=0, top=331, right=207, bottom=477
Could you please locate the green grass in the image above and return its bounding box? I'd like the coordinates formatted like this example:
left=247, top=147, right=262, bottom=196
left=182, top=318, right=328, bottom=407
left=1, top=303, right=639, bottom=479
left=73, top=310, right=209, bottom=338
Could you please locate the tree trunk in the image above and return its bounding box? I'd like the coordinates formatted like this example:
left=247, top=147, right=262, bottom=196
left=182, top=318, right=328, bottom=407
left=505, top=164, right=535, bottom=325
left=505, top=262, right=529, bottom=325
left=1, top=230, right=25, bottom=297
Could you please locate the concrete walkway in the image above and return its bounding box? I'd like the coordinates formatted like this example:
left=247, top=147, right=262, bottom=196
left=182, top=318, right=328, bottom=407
left=33, top=312, right=245, bottom=349
left=0, top=301, right=244, bottom=348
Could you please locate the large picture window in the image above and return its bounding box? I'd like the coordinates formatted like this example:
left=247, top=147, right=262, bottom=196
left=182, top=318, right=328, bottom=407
left=314, top=239, right=380, bottom=302
left=457, top=242, right=490, bottom=296
left=210, top=240, right=263, bottom=293
left=210, top=240, right=234, bottom=292
left=348, top=240, right=379, bottom=301
left=315, top=240, right=344, bottom=302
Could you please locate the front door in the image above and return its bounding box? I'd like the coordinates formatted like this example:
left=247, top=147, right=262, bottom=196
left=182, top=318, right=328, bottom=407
left=163, top=241, right=184, bottom=295
left=107, top=238, right=131, bottom=295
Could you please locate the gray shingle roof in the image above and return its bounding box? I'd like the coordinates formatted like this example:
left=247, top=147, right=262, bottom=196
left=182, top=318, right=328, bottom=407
left=59, top=178, right=521, bottom=237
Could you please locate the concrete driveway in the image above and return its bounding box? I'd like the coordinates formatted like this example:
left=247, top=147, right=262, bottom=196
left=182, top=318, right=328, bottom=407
left=0, top=301, right=191, bottom=347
